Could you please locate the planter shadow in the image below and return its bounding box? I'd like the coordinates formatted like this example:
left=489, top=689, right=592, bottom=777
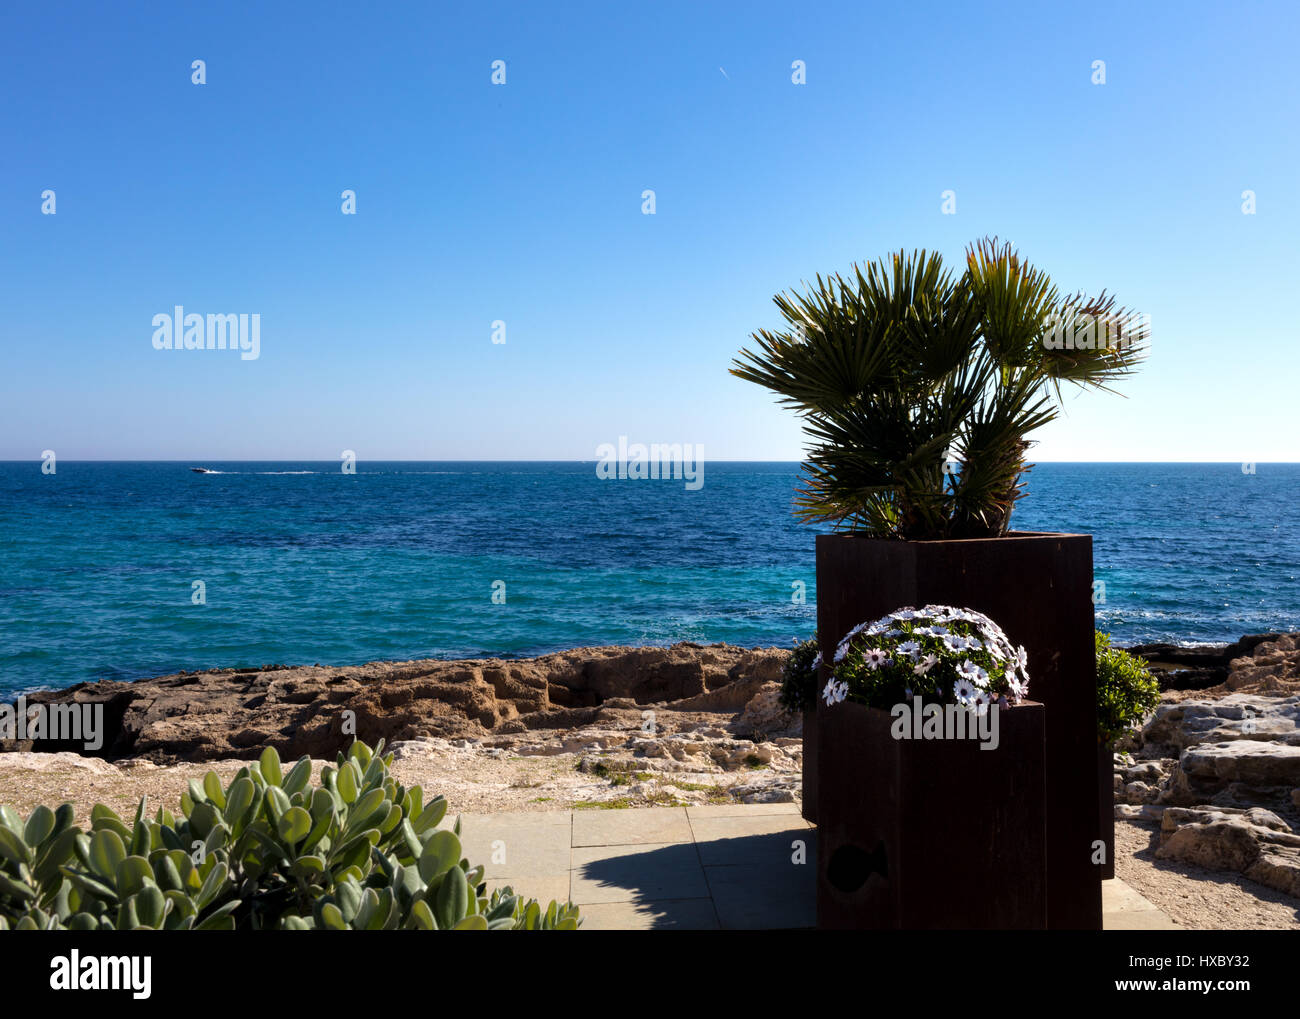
left=573, top=822, right=816, bottom=930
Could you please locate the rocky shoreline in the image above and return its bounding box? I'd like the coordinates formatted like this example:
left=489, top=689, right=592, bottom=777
left=1124, top=633, right=1286, bottom=691
left=1112, top=633, right=1300, bottom=903
left=5, top=634, right=1300, bottom=919
left=0, top=644, right=805, bottom=810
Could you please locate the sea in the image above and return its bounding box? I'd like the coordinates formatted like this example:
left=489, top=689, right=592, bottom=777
left=1, top=461, right=1296, bottom=698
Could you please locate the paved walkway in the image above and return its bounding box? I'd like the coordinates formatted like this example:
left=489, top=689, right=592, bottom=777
left=451, top=803, right=1177, bottom=930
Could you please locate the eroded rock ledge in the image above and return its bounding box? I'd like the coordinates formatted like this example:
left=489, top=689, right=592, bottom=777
left=1115, top=633, right=1300, bottom=899
left=0, top=643, right=791, bottom=764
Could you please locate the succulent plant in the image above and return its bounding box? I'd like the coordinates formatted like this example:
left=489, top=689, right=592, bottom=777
left=0, top=740, right=580, bottom=931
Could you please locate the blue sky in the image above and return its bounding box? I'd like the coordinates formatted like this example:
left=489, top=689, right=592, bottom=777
left=1, top=0, right=1296, bottom=461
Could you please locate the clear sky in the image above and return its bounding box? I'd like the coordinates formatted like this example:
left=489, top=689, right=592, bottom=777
left=1, top=1, right=1296, bottom=462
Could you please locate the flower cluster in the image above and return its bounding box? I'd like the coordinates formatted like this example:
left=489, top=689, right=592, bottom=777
left=822, top=605, right=1029, bottom=713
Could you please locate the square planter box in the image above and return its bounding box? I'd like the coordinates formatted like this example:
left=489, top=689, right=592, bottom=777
left=812, top=531, right=1103, bottom=929
left=817, top=699, right=1047, bottom=929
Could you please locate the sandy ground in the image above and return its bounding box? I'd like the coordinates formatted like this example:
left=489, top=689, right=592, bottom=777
left=0, top=738, right=796, bottom=821
left=0, top=751, right=622, bottom=821
left=1116, top=819, right=1300, bottom=930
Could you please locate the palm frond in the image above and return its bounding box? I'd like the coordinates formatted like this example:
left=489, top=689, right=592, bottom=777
left=732, top=237, right=1145, bottom=538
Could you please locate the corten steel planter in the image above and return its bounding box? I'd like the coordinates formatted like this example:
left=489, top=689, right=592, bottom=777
left=802, top=709, right=818, bottom=823
left=813, top=532, right=1103, bottom=930
left=1099, top=744, right=1116, bottom=880
left=817, top=699, right=1047, bottom=929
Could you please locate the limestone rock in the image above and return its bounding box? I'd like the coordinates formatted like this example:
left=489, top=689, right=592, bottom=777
left=1127, top=634, right=1282, bottom=690
left=732, top=682, right=801, bottom=738
left=1139, top=695, right=1300, bottom=755
left=1156, top=806, right=1300, bottom=898
left=1112, top=636, right=1300, bottom=899
left=1220, top=634, right=1300, bottom=696
left=1124, top=781, right=1158, bottom=804
left=0, top=751, right=119, bottom=776
left=1160, top=740, right=1300, bottom=809
left=0, top=643, right=787, bottom=764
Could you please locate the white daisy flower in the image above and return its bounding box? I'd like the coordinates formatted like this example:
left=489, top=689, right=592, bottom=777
left=1007, top=676, right=1026, bottom=702
left=897, top=640, right=922, bottom=660
left=838, top=621, right=870, bottom=648
left=913, top=654, right=938, bottom=676
left=833, top=631, right=865, bottom=663
left=970, top=689, right=991, bottom=716
left=965, top=636, right=983, bottom=651
left=863, top=648, right=891, bottom=670
left=953, top=678, right=976, bottom=705
left=811, top=652, right=823, bottom=670
left=822, top=678, right=839, bottom=706
left=1014, top=645, right=1029, bottom=677
left=892, top=608, right=920, bottom=621
left=956, top=659, right=981, bottom=679
left=943, top=634, right=967, bottom=652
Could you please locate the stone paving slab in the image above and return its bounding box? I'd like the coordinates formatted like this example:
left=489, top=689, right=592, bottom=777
left=685, top=803, right=803, bottom=819
left=577, top=898, right=721, bottom=931
left=442, top=805, right=1178, bottom=931
left=453, top=810, right=573, bottom=828
left=482, top=874, right=572, bottom=907
left=690, top=814, right=815, bottom=868
left=706, top=862, right=816, bottom=929
left=1104, top=908, right=1181, bottom=931
left=573, top=806, right=691, bottom=847
left=1102, top=878, right=1180, bottom=931
left=571, top=841, right=710, bottom=905
left=1102, top=877, right=1156, bottom=913
left=450, top=816, right=572, bottom=879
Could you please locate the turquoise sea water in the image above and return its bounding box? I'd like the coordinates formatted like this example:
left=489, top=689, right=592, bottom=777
left=1, top=462, right=1296, bottom=697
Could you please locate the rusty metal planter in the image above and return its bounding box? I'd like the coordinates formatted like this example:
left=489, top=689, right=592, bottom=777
left=802, top=709, right=818, bottom=823
left=1099, top=744, right=1116, bottom=880
left=817, top=698, right=1046, bottom=929
left=812, top=531, right=1103, bottom=929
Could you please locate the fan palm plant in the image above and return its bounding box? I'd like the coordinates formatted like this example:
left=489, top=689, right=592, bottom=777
left=732, top=238, right=1146, bottom=538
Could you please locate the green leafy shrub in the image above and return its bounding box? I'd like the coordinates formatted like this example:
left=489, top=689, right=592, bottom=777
left=0, top=739, right=580, bottom=930
left=779, top=637, right=821, bottom=712
left=1096, top=631, right=1160, bottom=748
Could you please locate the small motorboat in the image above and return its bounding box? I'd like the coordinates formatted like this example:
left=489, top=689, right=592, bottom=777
left=190, top=467, right=215, bottom=474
